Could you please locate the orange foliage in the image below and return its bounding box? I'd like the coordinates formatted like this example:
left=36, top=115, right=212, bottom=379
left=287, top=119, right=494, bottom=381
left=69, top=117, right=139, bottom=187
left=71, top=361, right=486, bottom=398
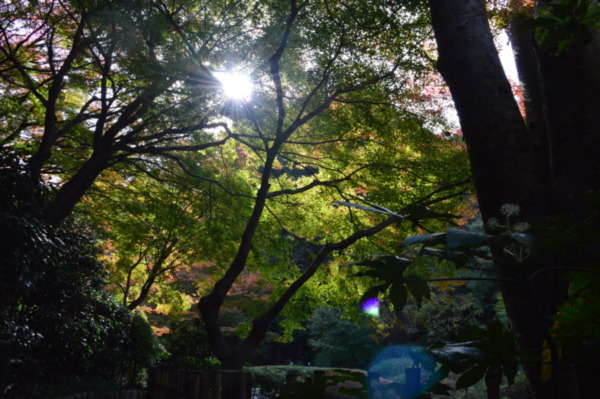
left=489, top=0, right=535, bottom=23
left=437, top=280, right=466, bottom=292
left=509, top=79, right=527, bottom=118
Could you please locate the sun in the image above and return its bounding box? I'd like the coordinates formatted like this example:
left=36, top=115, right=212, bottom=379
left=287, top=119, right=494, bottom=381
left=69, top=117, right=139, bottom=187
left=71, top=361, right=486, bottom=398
left=215, top=71, right=253, bottom=101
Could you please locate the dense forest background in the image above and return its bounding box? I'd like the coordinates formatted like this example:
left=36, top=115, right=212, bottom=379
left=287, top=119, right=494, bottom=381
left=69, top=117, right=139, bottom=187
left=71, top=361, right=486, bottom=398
left=1, top=1, right=599, bottom=398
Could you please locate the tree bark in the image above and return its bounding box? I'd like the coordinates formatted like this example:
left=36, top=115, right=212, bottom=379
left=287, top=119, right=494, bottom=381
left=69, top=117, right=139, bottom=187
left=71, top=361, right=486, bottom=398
left=507, top=12, right=549, bottom=159
left=427, top=0, right=600, bottom=397
left=537, top=32, right=600, bottom=215
left=428, top=0, right=551, bottom=221
left=45, top=152, right=110, bottom=225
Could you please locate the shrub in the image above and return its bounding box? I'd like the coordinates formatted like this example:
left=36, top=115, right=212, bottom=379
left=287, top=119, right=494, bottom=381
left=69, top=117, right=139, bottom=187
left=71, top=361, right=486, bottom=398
left=308, top=307, right=380, bottom=369
left=0, top=153, right=163, bottom=395
left=157, top=317, right=220, bottom=370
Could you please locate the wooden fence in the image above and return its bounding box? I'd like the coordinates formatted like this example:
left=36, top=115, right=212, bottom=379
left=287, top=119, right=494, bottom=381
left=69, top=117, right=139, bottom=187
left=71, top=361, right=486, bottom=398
left=147, top=370, right=252, bottom=399
left=146, top=368, right=423, bottom=399
left=53, top=390, right=146, bottom=399
left=6, top=368, right=424, bottom=399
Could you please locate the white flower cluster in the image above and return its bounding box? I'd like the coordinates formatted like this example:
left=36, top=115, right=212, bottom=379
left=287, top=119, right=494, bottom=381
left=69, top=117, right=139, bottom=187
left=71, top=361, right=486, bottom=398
left=486, top=204, right=529, bottom=232
left=486, top=217, right=500, bottom=229
left=500, top=203, right=520, bottom=217
left=486, top=203, right=530, bottom=262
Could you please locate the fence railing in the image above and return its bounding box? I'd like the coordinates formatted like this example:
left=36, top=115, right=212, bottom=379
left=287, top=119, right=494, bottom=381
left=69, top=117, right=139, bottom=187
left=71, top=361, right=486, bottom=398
left=147, top=369, right=252, bottom=399
left=48, top=367, right=412, bottom=399
left=146, top=368, right=381, bottom=399
left=54, top=389, right=146, bottom=399
left=7, top=368, right=422, bottom=399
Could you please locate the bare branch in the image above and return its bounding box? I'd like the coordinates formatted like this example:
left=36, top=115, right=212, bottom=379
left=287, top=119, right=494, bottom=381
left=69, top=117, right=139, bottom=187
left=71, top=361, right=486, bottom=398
left=166, top=154, right=255, bottom=199
left=269, top=0, right=301, bottom=140
left=266, top=164, right=370, bottom=198
left=118, top=123, right=232, bottom=154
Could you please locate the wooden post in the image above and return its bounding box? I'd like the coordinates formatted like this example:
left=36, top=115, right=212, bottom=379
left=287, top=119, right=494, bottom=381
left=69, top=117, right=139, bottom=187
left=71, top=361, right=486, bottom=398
left=175, top=369, right=185, bottom=398
left=163, top=370, right=171, bottom=399
left=0, top=341, right=10, bottom=399
left=185, top=371, right=210, bottom=399
left=220, top=371, right=251, bottom=399
left=187, top=372, right=199, bottom=399
left=148, top=369, right=163, bottom=399
left=158, top=369, right=170, bottom=399
left=210, top=371, right=222, bottom=399
left=147, top=369, right=156, bottom=399
left=198, top=372, right=210, bottom=399
left=162, top=369, right=170, bottom=399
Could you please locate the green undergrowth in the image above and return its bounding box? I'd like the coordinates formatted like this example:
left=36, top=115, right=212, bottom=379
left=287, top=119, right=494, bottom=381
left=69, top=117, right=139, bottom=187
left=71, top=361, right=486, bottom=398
left=246, top=365, right=531, bottom=398
left=247, top=365, right=342, bottom=393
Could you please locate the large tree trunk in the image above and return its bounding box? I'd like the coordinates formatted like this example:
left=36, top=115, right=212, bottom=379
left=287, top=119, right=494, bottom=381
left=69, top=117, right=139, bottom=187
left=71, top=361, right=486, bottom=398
left=537, top=32, right=600, bottom=214
left=507, top=11, right=549, bottom=159
left=45, top=152, right=110, bottom=225
left=428, top=0, right=600, bottom=397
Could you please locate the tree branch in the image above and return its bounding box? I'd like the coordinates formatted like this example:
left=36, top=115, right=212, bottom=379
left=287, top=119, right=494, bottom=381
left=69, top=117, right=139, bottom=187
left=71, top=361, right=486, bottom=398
left=266, top=164, right=370, bottom=198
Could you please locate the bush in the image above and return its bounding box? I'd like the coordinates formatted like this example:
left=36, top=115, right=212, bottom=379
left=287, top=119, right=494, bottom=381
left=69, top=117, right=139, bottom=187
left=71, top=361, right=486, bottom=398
left=0, top=153, right=163, bottom=396
left=308, top=307, right=380, bottom=369
left=247, top=365, right=320, bottom=393
left=157, top=317, right=220, bottom=370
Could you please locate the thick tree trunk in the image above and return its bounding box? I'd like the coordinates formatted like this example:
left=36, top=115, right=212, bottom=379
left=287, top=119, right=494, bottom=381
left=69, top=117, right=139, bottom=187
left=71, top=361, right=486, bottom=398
left=535, top=26, right=600, bottom=399
left=537, top=33, right=600, bottom=214
left=426, top=1, right=600, bottom=397
left=45, top=153, right=110, bottom=225
left=507, top=12, right=549, bottom=159
left=428, top=0, right=551, bottom=220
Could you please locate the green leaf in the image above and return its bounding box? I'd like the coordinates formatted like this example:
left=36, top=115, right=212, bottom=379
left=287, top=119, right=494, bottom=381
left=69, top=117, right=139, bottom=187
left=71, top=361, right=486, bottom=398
left=353, top=255, right=411, bottom=281
left=388, top=283, right=408, bottom=312
left=359, top=284, right=388, bottom=305
left=455, top=365, right=487, bottom=390
left=430, top=342, right=482, bottom=365
left=403, top=204, right=458, bottom=225
left=568, top=271, right=595, bottom=296
left=506, top=233, right=538, bottom=251
left=404, top=274, right=430, bottom=308
left=429, top=382, right=453, bottom=396
left=446, top=228, right=491, bottom=249
left=400, top=232, right=446, bottom=248
left=334, top=201, right=401, bottom=216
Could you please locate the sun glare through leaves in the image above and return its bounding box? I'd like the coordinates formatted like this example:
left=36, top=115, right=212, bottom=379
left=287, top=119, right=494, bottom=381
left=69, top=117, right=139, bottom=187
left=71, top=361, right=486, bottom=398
left=214, top=71, right=253, bottom=101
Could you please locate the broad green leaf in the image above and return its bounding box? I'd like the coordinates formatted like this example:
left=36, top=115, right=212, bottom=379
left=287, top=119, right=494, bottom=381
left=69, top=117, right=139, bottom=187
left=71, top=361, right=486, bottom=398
left=359, top=284, right=388, bottom=305
left=430, top=342, right=482, bottom=363
left=455, top=365, right=487, bottom=390
left=567, top=271, right=596, bottom=296
left=334, top=201, right=400, bottom=216
left=353, top=256, right=411, bottom=281
left=429, top=382, right=453, bottom=396
left=403, top=204, right=458, bottom=225
left=404, top=274, right=431, bottom=307
left=388, top=283, right=408, bottom=313
left=446, top=228, right=491, bottom=249
left=400, top=232, right=446, bottom=248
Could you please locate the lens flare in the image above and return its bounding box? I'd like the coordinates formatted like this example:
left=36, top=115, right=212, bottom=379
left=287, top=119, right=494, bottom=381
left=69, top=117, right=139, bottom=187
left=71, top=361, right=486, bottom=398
left=367, top=345, right=439, bottom=399
left=361, top=297, right=380, bottom=317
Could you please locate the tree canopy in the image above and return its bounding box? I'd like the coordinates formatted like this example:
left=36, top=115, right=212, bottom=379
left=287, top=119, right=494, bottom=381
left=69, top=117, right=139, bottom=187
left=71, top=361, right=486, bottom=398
left=3, top=0, right=598, bottom=398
